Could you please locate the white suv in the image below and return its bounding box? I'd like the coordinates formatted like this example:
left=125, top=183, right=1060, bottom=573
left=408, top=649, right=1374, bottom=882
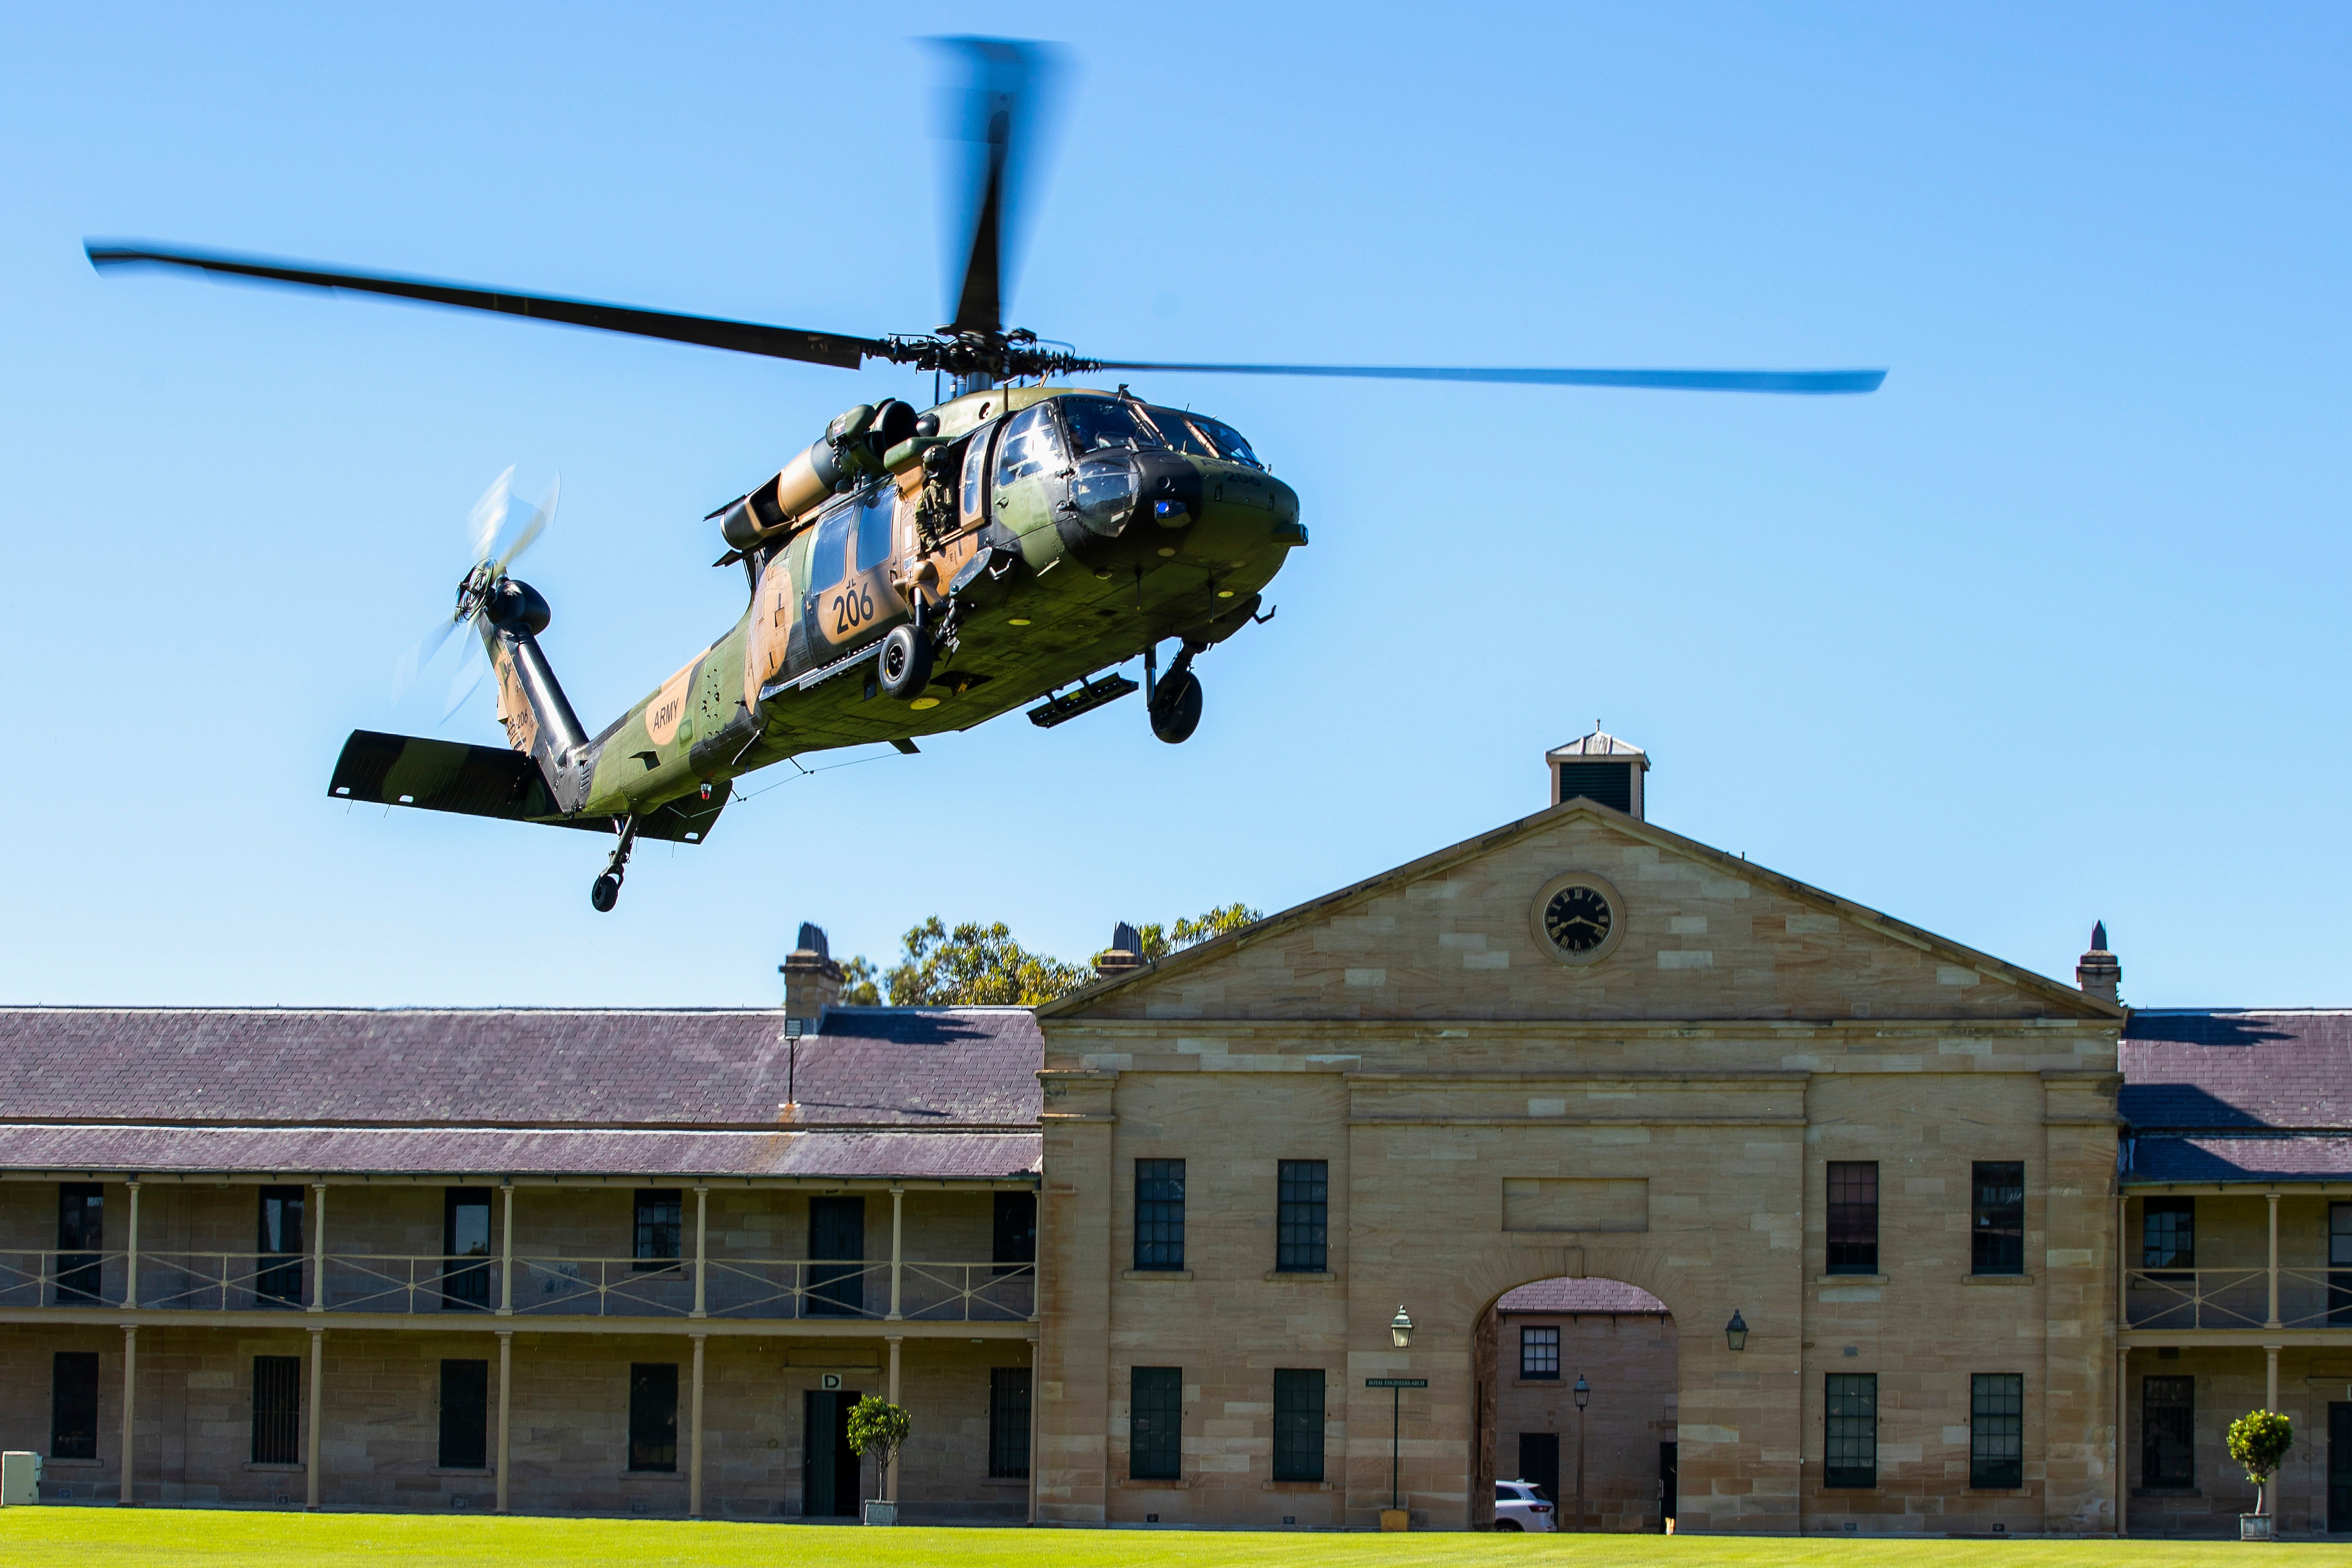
left=1494, top=1479, right=1557, bottom=1532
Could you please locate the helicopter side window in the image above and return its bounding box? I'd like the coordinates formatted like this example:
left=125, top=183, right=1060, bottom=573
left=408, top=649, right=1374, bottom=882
left=1138, top=406, right=1216, bottom=459
left=993, top=403, right=1064, bottom=489
left=853, top=481, right=894, bottom=572
left=810, top=504, right=853, bottom=589
left=1059, top=396, right=1160, bottom=455
left=960, top=428, right=992, bottom=531
left=1189, top=415, right=1262, bottom=469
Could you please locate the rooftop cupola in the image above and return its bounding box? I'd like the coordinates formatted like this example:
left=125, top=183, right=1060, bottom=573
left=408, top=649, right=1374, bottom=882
left=780, top=922, right=843, bottom=1026
left=1546, top=726, right=1649, bottom=819
left=2076, top=921, right=2121, bottom=1004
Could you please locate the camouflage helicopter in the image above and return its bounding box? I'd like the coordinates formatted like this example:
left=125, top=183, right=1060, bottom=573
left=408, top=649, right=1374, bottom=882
left=87, top=40, right=1884, bottom=912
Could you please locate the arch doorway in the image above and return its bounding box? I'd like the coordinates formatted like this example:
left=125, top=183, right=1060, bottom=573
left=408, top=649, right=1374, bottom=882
left=1475, top=1278, right=1678, bottom=1533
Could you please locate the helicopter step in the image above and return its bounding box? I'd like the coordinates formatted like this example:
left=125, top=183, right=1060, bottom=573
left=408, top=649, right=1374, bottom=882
left=1026, top=671, right=1139, bottom=729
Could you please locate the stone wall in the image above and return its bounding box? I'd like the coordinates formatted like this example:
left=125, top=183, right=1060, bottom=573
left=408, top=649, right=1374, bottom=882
left=0, top=1322, right=1032, bottom=1520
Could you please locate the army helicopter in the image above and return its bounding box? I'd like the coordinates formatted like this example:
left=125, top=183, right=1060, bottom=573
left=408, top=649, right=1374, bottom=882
left=86, top=39, right=1884, bottom=912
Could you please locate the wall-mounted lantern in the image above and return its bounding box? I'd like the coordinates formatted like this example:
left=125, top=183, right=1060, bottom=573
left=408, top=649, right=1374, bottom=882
left=1725, top=1309, right=1749, bottom=1352
left=1390, top=1305, right=1414, bottom=1349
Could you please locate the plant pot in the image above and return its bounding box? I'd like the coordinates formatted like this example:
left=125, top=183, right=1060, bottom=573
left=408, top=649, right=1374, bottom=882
left=2239, top=1513, right=2273, bottom=1541
left=862, top=1500, right=898, bottom=1527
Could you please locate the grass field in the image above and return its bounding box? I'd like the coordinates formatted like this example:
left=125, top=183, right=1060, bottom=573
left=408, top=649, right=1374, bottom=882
left=1, top=1511, right=2349, bottom=1568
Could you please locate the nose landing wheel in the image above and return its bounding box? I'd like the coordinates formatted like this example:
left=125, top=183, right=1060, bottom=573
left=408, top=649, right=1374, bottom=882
left=589, top=816, right=638, bottom=913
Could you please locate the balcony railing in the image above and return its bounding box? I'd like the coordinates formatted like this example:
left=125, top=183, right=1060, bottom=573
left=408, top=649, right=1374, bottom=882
left=2124, top=1266, right=2352, bottom=1330
left=0, top=1248, right=1035, bottom=1323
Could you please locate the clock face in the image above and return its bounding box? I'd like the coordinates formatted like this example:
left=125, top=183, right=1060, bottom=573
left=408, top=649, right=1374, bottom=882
left=1543, top=885, right=1613, bottom=954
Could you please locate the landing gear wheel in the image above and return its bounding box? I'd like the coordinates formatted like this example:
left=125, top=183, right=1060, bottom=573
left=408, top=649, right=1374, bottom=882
left=877, top=624, right=934, bottom=700
left=1149, top=669, right=1202, bottom=744
left=590, top=814, right=638, bottom=914
left=590, top=873, right=621, bottom=913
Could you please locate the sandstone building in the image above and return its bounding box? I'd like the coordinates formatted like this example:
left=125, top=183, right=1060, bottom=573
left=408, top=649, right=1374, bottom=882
left=0, top=735, right=2345, bottom=1536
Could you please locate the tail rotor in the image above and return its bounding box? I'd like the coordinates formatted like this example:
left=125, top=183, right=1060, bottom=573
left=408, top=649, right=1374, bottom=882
left=390, top=467, right=558, bottom=717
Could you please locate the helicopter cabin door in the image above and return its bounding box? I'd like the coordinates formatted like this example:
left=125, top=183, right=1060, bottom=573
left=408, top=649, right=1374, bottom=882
left=802, top=483, right=906, bottom=658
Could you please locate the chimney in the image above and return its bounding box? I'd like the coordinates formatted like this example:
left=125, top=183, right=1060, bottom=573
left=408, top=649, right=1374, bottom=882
left=2076, top=921, right=2121, bottom=1004
left=1546, top=725, right=1649, bottom=820
left=1095, top=921, right=1144, bottom=980
left=779, top=922, right=843, bottom=1026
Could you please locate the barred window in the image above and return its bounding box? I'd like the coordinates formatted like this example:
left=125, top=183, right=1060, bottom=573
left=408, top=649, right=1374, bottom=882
left=1272, top=1368, right=1325, bottom=1482
left=1824, top=1373, right=1877, bottom=1488
left=52, top=1352, right=98, bottom=1461
left=1971, top=1162, right=2025, bottom=1276
left=1134, top=1160, right=1186, bottom=1272
left=1970, top=1373, right=2023, bottom=1489
left=2142, top=1376, right=2194, bottom=1488
left=633, top=1189, right=682, bottom=1272
left=252, top=1355, right=301, bottom=1464
left=1520, top=1325, right=1560, bottom=1380
left=989, top=1367, right=1032, bottom=1479
left=2142, top=1197, right=2195, bottom=1275
left=1130, top=1366, right=1183, bottom=1480
left=1276, top=1160, right=1328, bottom=1273
left=1826, top=1161, right=1879, bottom=1274
left=993, top=1191, right=1037, bottom=1273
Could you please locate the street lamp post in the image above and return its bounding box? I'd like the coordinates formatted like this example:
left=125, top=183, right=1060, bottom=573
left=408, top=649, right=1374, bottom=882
left=1389, top=1307, right=1413, bottom=1512
left=1572, top=1373, right=1590, bottom=1532
left=1365, top=1308, right=1424, bottom=1530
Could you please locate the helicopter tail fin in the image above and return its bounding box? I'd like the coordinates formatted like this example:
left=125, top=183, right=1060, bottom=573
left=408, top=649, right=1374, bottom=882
left=474, top=581, right=594, bottom=813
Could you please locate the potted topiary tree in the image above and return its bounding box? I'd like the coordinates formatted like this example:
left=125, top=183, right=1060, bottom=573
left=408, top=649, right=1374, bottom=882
left=846, top=1394, right=911, bottom=1526
left=2226, top=1408, right=2293, bottom=1541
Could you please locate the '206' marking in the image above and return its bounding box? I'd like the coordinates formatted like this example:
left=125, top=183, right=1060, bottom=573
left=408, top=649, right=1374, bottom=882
left=833, top=584, right=876, bottom=636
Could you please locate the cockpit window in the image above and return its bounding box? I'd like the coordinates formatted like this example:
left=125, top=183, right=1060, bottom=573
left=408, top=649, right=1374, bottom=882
left=1137, top=407, right=1216, bottom=458
left=994, top=402, right=1064, bottom=489
left=1058, top=396, right=1161, bottom=455
left=1189, top=415, right=1262, bottom=469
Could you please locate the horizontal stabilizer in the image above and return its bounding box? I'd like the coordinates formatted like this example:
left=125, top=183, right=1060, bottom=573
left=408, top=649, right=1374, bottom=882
left=328, top=731, right=727, bottom=844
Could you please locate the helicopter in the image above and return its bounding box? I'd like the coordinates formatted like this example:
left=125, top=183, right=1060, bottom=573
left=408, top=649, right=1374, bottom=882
left=86, top=39, right=1884, bottom=912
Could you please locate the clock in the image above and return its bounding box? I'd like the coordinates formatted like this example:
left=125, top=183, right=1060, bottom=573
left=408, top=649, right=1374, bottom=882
left=1530, top=871, right=1627, bottom=967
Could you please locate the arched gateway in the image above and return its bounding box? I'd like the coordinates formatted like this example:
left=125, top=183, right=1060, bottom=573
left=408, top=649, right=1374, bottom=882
left=1031, top=733, right=2126, bottom=1535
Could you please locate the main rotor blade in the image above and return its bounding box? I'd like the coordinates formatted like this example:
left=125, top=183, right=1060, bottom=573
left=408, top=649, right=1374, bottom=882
left=1085, top=361, right=1888, bottom=395
left=86, top=242, right=887, bottom=370
left=931, top=39, right=1064, bottom=337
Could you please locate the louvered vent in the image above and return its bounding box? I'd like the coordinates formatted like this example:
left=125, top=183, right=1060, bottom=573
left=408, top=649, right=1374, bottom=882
left=1556, top=762, right=1636, bottom=814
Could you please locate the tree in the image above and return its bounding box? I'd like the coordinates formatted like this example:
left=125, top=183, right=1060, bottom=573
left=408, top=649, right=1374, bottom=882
left=844, top=1394, right=911, bottom=1504
left=882, top=917, right=1090, bottom=1005
left=2227, top=1408, right=2293, bottom=1516
left=1112, top=902, right=1264, bottom=964
left=838, top=955, right=881, bottom=1007
left=838, top=904, right=1264, bottom=1008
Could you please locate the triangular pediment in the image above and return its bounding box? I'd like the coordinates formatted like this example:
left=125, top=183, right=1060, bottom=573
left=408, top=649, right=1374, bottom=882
left=1041, top=800, right=2117, bottom=1024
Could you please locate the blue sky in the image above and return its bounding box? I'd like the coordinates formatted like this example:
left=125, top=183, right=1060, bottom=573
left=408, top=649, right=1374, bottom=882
left=1, top=4, right=2344, bottom=1007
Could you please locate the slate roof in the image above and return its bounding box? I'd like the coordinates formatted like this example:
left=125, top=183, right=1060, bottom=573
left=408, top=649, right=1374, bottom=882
left=2118, top=1009, right=2352, bottom=1185
left=2123, top=1134, right=2352, bottom=1185
left=0, top=1006, right=1042, bottom=1181
left=1495, top=1279, right=1669, bottom=1314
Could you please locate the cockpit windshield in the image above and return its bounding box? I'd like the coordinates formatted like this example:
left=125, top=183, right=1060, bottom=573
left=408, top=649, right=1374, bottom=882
left=1137, top=405, right=1260, bottom=469
left=1188, top=414, right=1261, bottom=469
left=1056, top=395, right=1264, bottom=469
left=1136, top=407, right=1214, bottom=458
left=1058, top=397, right=1159, bottom=455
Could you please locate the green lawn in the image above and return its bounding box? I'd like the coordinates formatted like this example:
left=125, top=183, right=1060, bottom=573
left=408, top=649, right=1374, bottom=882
left=0, top=1512, right=2349, bottom=1568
